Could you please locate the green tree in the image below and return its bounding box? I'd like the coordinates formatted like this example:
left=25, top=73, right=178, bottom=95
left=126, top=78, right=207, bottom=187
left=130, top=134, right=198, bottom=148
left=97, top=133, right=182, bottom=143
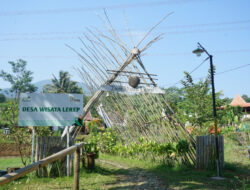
left=177, top=70, right=234, bottom=130
left=0, top=93, right=6, bottom=103
left=0, top=59, right=37, bottom=166
left=242, top=94, right=250, bottom=102
left=0, top=59, right=37, bottom=100
left=163, top=87, right=184, bottom=112
left=42, top=71, right=83, bottom=94
left=177, top=71, right=213, bottom=128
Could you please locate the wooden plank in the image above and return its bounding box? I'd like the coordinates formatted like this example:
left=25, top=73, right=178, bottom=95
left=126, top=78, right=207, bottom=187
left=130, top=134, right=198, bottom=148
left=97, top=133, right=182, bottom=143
left=201, top=136, right=204, bottom=169
left=212, top=136, right=215, bottom=167
left=196, top=136, right=200, bottom=169
left=204, top=136, right=208, bottom=169
left=209, top=135, right=212, bottom=168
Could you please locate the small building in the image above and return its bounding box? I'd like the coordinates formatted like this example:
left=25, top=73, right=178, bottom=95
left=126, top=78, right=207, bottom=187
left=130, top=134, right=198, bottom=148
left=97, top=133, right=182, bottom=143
left=84, top=111, right=93, bottom=122
left=4, top=128, right=10, bottom=135
left=230, top=94, right=250, bottom=113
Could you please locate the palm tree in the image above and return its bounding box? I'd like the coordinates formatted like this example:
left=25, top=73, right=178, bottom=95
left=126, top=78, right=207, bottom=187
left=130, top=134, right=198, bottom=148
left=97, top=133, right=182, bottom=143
left=42, top=71, right=83, bottom=94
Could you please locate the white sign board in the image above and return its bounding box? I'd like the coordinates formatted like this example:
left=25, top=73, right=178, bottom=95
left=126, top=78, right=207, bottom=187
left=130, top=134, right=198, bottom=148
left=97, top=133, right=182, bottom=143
left=101, top=84, right=165, bottom=95
left=18, top=93, right=83, bottom=126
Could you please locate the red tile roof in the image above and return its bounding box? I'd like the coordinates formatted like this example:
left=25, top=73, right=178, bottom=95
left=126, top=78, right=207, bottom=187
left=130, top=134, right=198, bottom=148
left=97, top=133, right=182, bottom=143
left=230, top=94, right=250, bottom=107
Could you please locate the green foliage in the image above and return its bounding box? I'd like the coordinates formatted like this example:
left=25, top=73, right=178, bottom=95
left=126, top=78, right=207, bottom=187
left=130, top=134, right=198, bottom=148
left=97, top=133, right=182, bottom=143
left=35, top=127, right=54, bottom=136
left=42, top=71, right=83, bottom=94
left=0, top=93, right=6, bottom=103
left=177, top=71, right=215, bottom=128
left=242, top=94, right=250, bottom=102
left=0, top=101, right=19, bottom=127
left=163, top=87, right=183, bottom=112
left=86, top=129, right=190, bottom=165
left=0, top=60, right=37, bottom=166
left=218, top=106, right=243, bottom=126
left=84, top=142, right=99, bottom=159
left=175, top=140, right=189, bottom=154
left=6, top=127, right=32, bottom=166
left=87, top=120, right=99, bottom=133
left=0, top=59, right=37, bottom=98
left=220, top=126, right=235, bottom=135
left=86, top=129, right=118, bottom=153
left=175, top=70, right=240, bottom=131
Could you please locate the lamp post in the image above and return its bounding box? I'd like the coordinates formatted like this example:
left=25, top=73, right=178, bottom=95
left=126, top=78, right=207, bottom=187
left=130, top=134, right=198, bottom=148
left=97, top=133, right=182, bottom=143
left=193, top=42, right=221, bottom=178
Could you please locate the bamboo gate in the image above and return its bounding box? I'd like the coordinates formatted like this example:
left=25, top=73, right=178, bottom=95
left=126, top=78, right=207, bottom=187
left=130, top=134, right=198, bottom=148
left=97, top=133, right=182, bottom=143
left=70, top=11, right=197, bottom=165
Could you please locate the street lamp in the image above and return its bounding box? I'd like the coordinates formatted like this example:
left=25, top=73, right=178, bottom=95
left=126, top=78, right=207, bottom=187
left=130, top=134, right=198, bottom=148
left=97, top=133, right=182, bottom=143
left=193, top=42, right=221, bottom=178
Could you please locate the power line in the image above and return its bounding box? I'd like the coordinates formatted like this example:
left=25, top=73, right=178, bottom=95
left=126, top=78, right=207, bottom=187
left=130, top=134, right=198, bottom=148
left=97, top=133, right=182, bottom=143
left=162, top=63, right=250, bottom=87
left=162, top=58, right=210, bottom=87
left=0, top=50, right=250, bottom=59
left=147, top=49, right=250, bottom=56
left=1, top=19, right=250, bottom=36
left=1, top=26, right=250, bottom=41
left=189, top=57, right=209, bottom=74
left=161, top=19, right=250, bottom=29
left=0, top=49, right=250, bottom=59
left=0, top=0, right=210, bottom=16
left=216, top=63, right=250, bottom=75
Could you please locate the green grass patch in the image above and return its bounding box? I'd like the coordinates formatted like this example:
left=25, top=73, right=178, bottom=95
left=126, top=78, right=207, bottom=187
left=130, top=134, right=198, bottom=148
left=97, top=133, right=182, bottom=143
left=0, top=164, right=118, bottom=190
left=0, top=157, right=24, bottom=170
left=0, top=135, right=249, bottom=189
left=100, top=153, right=249, bottom=190
left=224, top=135, right=250, bottom=178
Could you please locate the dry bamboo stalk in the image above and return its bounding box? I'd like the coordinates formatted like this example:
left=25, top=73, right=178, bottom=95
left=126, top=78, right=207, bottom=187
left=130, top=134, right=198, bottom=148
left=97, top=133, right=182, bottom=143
left=71, top=12, right=197, bottom=165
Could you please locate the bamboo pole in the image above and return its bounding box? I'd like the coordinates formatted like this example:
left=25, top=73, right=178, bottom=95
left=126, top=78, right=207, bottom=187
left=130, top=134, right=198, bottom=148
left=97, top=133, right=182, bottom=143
left=73, top=148, right=80, bottom=190
left=0, top=142, right=85, bottom=186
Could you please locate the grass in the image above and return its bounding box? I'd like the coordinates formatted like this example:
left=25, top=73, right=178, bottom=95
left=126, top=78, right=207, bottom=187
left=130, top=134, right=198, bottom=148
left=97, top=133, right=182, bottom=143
left=0, top=136, right=249, bottom=189
left=0, top=164, right=118, bottom=190
left=0, top=157, right=24, bottom=170
left=100, top=153, right=249, bottom=190
left=223, top=133, right=250, bottom=180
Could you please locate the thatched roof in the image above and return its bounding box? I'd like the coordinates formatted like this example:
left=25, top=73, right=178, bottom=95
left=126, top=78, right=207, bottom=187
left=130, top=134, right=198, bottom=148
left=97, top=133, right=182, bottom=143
left=84, top=111, right=93, bottom=121
left=230, top=94, right=250, bottom=108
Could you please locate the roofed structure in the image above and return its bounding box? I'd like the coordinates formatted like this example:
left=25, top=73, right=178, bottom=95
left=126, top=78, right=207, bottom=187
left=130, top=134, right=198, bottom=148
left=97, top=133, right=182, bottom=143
left=84, top=111, right=93, bottom=121
left=230, top=94, right=250, bottom=112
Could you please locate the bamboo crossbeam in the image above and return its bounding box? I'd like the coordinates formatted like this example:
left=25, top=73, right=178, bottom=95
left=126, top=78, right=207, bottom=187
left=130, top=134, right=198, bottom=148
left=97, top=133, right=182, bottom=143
left=0, top=162, right=40, bottom=186
left=107, top=69, right=157, bottom=76
left=82, top=49, right=137, bottom=118
left=0, top=142, right=85, bottom=186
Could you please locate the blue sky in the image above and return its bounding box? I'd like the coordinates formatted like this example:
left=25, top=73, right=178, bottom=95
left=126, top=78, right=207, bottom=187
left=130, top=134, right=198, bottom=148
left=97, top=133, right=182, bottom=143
left=0, top=0, right=249, bottom=98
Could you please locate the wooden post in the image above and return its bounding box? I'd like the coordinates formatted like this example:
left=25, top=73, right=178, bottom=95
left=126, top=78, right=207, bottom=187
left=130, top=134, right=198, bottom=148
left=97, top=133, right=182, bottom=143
left=67, top=127, right=70, bottom=177
left=73, top=147, right=80, bottom=190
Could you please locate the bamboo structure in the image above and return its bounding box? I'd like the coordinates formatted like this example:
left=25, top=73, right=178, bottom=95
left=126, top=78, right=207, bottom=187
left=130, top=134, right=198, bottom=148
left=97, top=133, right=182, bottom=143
left=70, top=11, right=196, bottom=165
left=0, top=142, right=85, bottom=188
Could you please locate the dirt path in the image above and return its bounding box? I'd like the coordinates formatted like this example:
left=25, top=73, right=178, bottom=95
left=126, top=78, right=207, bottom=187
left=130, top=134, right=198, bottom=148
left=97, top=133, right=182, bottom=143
left=98, top=159, right=168, bottom=190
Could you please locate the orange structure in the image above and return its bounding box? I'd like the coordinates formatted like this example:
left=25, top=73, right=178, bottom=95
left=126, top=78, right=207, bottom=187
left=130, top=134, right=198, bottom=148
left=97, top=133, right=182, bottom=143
left=230, top=94, right=250, bottom=112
